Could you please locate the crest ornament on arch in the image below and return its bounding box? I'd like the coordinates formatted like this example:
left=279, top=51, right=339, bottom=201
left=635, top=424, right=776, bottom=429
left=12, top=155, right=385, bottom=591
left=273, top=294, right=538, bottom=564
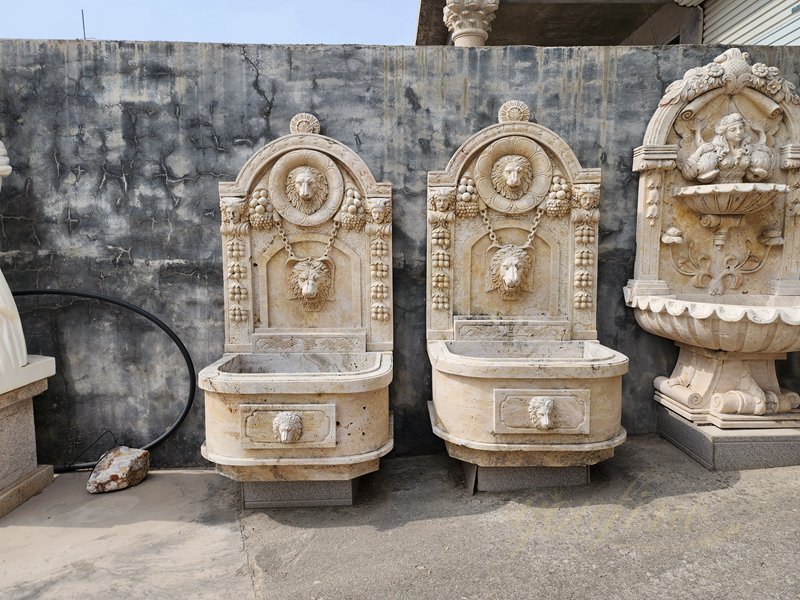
left=289, top=113, right=321, bottom=135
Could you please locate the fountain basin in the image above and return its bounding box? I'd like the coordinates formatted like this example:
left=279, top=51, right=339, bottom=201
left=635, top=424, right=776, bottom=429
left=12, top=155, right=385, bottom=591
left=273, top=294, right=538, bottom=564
left=428, top=340, right=628, bottom=466
left=199, top=351, right=393, bottom=481
left=674, top=182, right=787, bottom=216
left=631, top=295, right=800, bottom=354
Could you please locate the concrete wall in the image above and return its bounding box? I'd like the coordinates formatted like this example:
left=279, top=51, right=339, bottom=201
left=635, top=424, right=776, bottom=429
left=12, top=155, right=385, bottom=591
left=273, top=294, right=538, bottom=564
left=2, top=41, right=800, bottom=467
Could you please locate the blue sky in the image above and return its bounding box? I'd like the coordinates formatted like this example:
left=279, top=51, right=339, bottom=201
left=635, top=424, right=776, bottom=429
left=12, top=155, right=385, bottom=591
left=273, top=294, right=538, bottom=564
left=0, top=0, right=420, bottom=45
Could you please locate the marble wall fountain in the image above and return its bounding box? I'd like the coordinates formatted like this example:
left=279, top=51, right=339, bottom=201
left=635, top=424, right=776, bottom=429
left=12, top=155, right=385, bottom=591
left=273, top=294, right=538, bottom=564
left=427, top=101, right=629, bottom=491
left=625, top=49, right=800, bottom=469
left=199, top=114, right=393, bottom=507
left=0, top=138, right=56, bottom=517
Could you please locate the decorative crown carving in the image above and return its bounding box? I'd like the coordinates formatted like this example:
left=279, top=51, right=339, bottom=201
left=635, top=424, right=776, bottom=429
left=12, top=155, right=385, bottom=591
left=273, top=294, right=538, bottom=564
left=660, top=48, right=800, bottom=108
left=289, top=112, right=321, bottom=135
left=498, top=100, right=531, bottom=124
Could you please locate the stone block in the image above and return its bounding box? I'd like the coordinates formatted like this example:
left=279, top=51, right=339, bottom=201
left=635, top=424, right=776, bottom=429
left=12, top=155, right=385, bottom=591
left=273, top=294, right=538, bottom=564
left=0, top=379, right=53, bottom=517
left=242, top=479, right=357, bottom=508
left=0, top=465, right=53, bottom=519
left=657, top=404, right=800, bottom=471
left=464, top=461, right=589, bottom=493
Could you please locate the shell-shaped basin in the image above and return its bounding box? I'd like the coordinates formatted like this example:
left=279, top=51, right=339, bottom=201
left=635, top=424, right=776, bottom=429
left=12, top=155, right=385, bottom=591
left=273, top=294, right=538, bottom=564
left=428, top=340, right=628, bottom=379
left=631, top=295, right=800, bottom=353
left=674, top=182, right=787, bottom=215
left=198, top=351, right=393, bottom=395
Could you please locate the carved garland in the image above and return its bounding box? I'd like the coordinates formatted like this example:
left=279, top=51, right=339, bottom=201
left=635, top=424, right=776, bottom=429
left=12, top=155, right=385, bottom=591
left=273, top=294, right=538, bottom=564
left=429, top=188, right=455, bottom=310
left=220, top=196, right=251, bottom=324
left=571, top=186, right=599, bottom=310
left=366, top=197, right=392, bottom=322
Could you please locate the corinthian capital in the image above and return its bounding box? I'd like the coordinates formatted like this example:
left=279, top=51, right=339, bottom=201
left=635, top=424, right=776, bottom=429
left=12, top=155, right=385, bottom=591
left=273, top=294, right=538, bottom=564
left=444, top=0, right=500, bottom=47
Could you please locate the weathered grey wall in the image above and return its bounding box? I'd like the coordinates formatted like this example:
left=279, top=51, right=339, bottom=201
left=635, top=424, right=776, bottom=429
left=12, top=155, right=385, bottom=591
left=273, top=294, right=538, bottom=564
left=3, top=41, right=800, bottom=467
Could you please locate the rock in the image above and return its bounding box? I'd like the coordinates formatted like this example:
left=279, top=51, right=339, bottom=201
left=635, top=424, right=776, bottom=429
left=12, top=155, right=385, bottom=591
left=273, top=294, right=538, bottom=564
left=86, top=446, right=150, bottom=494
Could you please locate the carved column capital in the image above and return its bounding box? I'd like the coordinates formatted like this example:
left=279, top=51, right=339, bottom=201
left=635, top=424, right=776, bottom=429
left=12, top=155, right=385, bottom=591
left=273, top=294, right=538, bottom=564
left=632, top=145, right=677, bottom=172
left=443, top=0, right=500, bottom=47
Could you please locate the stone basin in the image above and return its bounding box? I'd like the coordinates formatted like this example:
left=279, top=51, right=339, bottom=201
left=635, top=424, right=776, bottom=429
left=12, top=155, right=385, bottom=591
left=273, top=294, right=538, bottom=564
left=631, top=294, right=800, bottom=354
left=199, top=351, right=392, bottom=395
left=674, top=182, right=787, bottom=216
left=428, top=339, right=628, bottom=467
left=428, top=340, right=628, bottom=378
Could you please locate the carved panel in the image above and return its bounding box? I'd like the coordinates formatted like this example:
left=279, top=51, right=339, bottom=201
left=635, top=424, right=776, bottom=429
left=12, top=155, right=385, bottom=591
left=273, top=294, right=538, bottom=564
left=240, top=403, right=336, bottom=449
left=492, top=389, right=590, bottom=435
left=454, top=319, right=569, bottom=341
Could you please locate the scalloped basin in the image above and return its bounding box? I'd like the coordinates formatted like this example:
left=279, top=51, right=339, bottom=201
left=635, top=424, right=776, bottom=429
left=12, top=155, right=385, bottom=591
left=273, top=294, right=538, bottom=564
left=631, top=294, right=800, bottom=353
left=675, top=182, right=787, bottom=215
left=198, top=351, right=393, bottom=395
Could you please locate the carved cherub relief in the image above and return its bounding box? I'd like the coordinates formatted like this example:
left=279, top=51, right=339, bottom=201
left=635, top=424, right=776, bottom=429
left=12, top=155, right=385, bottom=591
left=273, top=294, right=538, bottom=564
left=679, top=112, right=774, bottom=184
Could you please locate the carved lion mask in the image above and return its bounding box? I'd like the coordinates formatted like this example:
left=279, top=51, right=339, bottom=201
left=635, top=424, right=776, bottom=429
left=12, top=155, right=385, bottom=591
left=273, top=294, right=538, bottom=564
left=272, top=411, right=303, bottom=443
left=491, top=154, right=533, bottom=200
left=488, top=244, right=533, bottom=301
left=288, top=257, right=334, bottom=311
left=528, top=397, right=555, bottom=430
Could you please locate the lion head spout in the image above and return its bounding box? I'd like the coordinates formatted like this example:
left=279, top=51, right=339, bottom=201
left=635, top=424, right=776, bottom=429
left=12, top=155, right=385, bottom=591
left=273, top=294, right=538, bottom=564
left=528, top=397, right=555, bottom=430
left=288, top=257, right=334, bottom=311
left=272, top=412, right=303, bottom=443
left=488, top=244, right=533, bottom=300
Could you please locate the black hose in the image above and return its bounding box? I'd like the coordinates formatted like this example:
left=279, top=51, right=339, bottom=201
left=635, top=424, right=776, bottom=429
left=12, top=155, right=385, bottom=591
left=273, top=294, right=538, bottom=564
left=11, top=289, right=196, bottom=472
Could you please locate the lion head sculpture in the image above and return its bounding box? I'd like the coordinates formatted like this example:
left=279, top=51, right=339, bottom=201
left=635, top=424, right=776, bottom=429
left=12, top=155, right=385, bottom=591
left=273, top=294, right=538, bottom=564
left=490, top=154, right=533, bottom=200
left=528, top=397, right=556, bottom=430
left=288, top=257, right=335, bottom=311
left=488, top=244, right=533, bottom=300
left=286, top=166, right=328, bottom=215
left=272, top=411, right=303, bottom=443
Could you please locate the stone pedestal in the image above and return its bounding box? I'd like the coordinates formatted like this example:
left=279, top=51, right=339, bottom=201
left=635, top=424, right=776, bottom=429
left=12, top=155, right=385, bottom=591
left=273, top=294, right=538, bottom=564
left=0, top=371, right=54, bottom=518
left=463, top=462, right=589, bottom=493
left=657, top=404, right=800, bottom=471
left=242, top=480, right=357, bottom=508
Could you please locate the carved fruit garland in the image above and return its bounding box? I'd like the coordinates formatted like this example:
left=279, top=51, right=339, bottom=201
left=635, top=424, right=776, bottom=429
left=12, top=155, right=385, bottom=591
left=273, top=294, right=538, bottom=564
left=429, top=188, right=456, bottom=310
left=220, top=196, right=251, bottom=324
left=571, top=186, right=599, bottom=311
left=366, top=197, right=392, bottom=322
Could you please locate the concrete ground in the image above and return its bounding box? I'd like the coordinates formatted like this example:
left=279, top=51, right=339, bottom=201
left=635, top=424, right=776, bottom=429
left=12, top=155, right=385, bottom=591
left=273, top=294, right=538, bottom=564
left=1, top=435, right=799, bottom=600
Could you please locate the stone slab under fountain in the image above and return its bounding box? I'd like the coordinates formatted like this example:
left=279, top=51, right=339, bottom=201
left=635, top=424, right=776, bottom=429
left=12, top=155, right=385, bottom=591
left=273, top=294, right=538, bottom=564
left=0, top=139, right=55, bottom=518
left=625, top=49, right=800, bottom=470
left=199, top=114, right=393, bottom=507
left=427, top=101, right=628, bottom=491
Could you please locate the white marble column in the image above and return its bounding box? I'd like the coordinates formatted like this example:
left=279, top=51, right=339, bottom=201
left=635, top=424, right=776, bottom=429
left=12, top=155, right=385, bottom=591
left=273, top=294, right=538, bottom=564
left=444, top=0, right=500, bottom=47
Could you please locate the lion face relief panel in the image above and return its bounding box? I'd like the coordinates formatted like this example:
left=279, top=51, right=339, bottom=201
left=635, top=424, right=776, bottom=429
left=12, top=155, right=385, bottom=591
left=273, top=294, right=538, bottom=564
left=427, top=102, right=628, bottom=491
left=199, top=114, right=393, bottom=507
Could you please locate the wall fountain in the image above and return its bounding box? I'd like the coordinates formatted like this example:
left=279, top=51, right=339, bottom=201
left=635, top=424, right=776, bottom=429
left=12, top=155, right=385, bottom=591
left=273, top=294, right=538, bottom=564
left=200, top=114, right=393, bottom=507
left=427, top=101, right=628, bottom=491
left=625, top=49, right=800, bottom=469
